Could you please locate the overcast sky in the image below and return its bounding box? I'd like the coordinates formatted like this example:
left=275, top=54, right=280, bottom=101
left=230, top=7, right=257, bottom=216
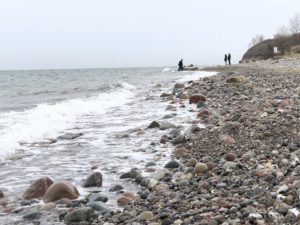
left=0, top=0, right=299, bottom=70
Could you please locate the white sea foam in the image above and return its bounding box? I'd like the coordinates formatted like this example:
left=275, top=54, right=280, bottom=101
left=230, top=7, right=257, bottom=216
left=162, top=67, right=172, bottom=72
left=176, top=71, right=218, bottom=83
left=0, top=83, right=136, bottom=159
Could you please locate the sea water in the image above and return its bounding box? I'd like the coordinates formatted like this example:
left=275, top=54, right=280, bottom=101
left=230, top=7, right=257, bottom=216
left=0, top=67, right=216, bottom=223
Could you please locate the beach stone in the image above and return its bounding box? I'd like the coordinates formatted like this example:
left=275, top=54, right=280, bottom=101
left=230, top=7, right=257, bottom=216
left=225, top=153, right=237, bottom=161
left=160, top=135, right=168, bottom=144
left=221, top=122, right=239, bottom=135
left=120, top=169, right=140, bottom=179
left=109, top=184, right=123, bottom=192
left=58, top=133, right=83, bottom=140
left=166, top=105, right=177, bottom=111
left=152, top=169, right=168, bottom=180
left=41, top=202, right=56, bottom=210
left=197, top=101, right=206, bottom=108
left=160, top=122, right=176, bottom=130
left=194, top=163, right=209, bottom=174
left=87, top=193, right=108, bottom=203
left=64, top=207, right=93, bottom=223
left=278, top=100, right=289, bottom=108
left=83, top=172, right=102, bottom=187
left=23, top=176, right=53, bottom=199
left=197, top=109, right=211, bottom=118
left=117, top=196, right=131, bottom=206
left=208, top=220, right=219, bottom=225
left=187, top=158, right=198, bottom=167
left=0, top=190, right=4, bottom=198
left=189, top=94, right=206, bottom=104
left=223, top=161, right=237, bottom=170
left=23, top=212, right=42, bottom=220
left=147, top=178, right=158, bottom=189
left=160, top=93, right=172, bottom=98
left=145, top=162, right=156, bottom=167
left=216, top=182, right=227, bottom=189
left=55, top=198, right=72, bottom=205
left=86, top=201, right=109, bottom=212
left=164, top=160, right=179, bottom=169
left=148, top=121, right=160, bottom=128
left=172, top=134, right=186, bottom=145
left=161, top=219, right=173, bottom=225
left=140, top=211, right=154, bottom=221
left=296, top=86, right=300, bottom=95
left=242, top=151, right=255, bottom=161
left=179, top=93, right=189, bottom=99
left=172, top=147, right=187, bottom=158
left=43, top=181, right=79, bottom=203
left=226, top=76, right=245, bottom=83
left=175, top=83, right=185, bottom=89
left=222, top=135, right=236, bottom=144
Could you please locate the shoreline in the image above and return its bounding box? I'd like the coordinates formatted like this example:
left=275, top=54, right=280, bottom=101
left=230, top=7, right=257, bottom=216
left=100, top=62, right=300, bottom=224
left=0, top=62, right=299, bottom=224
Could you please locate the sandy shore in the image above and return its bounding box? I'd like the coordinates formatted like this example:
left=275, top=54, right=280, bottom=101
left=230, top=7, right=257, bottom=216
left=1, top=60, right=299, bottom=225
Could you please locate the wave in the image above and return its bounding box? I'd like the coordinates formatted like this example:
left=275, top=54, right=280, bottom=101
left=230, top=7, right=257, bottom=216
left=176, top=71, right=218, bottom=83
left=0, top=82, right=136, bottom=159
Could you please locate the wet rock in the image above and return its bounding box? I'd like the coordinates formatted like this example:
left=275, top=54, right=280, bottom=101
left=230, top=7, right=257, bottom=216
left=145, top=162, right=156, bottom=167
left=86, top=201, right=109, bottom=212
left=159, top=122, right=176, bottom=130
left=162, top=113, right=177, bottom=119
left=23, top=176, right=53, bottom=200
left=58, top=133, right=83, bottom=140
left=0, top=190, right=4, bottom=198
left=43, top=181, right=79, bottom=203
left=109, top=184, right=123, bottom=192
left=117, top=196, right=132, bottom=206
left=148, top=121, right=160, bottom=128
left=194, top=163, right=209, bottom=174
left=23, top=212, right=42, bottom=220
left=172, top=134, right=186, bottom=145
left=164, top=160, right=180, bottom=169
left=83, top=172, right=102, bottom=187
left=197, top=109, right=211, bottom=118
left=189, top=94, right=206, bottom=104
left=160, top=93, right=172, bottom=98
left=166, top=105, right=177, bottom=111
left=120, top=169, right=140, bottom=179
left=64, top=207, right=93, bottom=223
left=20, top=199, right=38, bottom=206
left=174, top=83, right=185, bottom=89
left=55, top=198, right=72, bottom=205
left=87, top=193, right=108, bottom=203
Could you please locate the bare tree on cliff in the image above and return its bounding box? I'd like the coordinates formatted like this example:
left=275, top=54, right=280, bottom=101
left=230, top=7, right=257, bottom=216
left=274, top=25, right=290, bottom=39
left=289, top=13, right=300, bottom=34
left=249, top=34, right=265, bottom=47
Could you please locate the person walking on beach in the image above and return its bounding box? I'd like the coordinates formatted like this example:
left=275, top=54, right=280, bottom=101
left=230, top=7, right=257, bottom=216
left=224, top=54, right=228, bottom=65
left=228, top=53, right=231, bottom=65
left=178, top=59, right=183, bottom=71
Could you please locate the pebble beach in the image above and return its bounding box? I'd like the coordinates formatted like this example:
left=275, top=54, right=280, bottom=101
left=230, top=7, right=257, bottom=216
left=1, top=59, right=300, bottom=225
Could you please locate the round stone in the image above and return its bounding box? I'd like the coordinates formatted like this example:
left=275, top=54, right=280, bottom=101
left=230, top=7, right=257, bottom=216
left=194, top=163, right=209, bottom=174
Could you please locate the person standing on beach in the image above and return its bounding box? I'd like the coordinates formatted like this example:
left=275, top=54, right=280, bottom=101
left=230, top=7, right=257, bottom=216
left=178, top=59, right=183, bottom=71
left=228, top=53, right=231, bottom=65
left=224, top=54, right=228, bottom=65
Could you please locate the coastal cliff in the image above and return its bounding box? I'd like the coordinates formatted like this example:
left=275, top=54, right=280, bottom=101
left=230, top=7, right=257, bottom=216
left=242, top=33, right=300, bottom=61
